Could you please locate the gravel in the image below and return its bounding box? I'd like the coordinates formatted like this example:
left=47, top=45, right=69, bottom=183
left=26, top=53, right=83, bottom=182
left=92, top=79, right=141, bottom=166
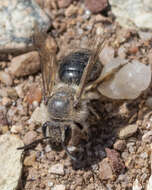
left=0, top=0, right=152, bottom=189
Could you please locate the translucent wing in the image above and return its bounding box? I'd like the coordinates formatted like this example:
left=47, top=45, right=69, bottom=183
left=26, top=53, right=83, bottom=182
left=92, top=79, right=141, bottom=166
left=74, top=35, right=108, bottom=106
left=33, top=28, right=57, bottom=103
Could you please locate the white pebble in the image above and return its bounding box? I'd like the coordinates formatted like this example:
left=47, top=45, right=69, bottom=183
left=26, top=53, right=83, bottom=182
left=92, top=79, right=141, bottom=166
left=133, top=179, right=142, bottom=190
left=147, top=175, right=152, bottom=190
left=52, top=184, right=66, bottom=190
left=49, top=164, right=64, bottom=175
left=98, top=60, right=151, bottom=99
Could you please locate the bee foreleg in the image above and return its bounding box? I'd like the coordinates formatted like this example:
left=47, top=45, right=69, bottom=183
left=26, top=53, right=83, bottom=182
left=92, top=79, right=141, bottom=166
left=42, top=121, right=50, bottom=137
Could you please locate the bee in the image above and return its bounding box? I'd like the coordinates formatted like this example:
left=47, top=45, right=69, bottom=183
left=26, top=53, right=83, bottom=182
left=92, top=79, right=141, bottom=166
left=27, top=29, right=118, bottom=161
left=18, top=28, right=132, bottom=161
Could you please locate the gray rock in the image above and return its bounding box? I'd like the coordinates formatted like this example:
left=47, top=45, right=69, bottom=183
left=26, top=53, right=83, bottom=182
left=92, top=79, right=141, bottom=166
left=118, top=124, right=138, bottom=139
left=109, top=0, right=152, bottom=30
left=0, top=0, right=51, bottom=53
left=49, top=164, right=65, bottom=175
left=0, top=134, right=23, bottom=190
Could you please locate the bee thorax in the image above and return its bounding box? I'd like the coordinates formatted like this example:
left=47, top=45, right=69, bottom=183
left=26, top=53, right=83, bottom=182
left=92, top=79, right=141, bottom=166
left=48, top=91, right=72, bottom=119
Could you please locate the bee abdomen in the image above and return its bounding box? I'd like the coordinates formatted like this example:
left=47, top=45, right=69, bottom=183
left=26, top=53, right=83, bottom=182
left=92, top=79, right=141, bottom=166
left=59, top=50, right=101, bottom=85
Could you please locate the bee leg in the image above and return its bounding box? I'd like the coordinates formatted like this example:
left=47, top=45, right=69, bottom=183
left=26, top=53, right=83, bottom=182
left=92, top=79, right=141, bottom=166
left=17, top=137, right=49, bottom=151
left=42, top=121, right=51, bottom=137
left=17, top=121, right=52, bottom=151
left=60, top=125, right=78, bottom=161
left=88, top=106, right=100, bottom=120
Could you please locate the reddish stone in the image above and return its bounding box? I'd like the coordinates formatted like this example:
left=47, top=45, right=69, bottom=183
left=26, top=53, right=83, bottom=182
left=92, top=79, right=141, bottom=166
left=85, top=0, right=108, bottom=13
left=25, top=85, right=42, bottom=104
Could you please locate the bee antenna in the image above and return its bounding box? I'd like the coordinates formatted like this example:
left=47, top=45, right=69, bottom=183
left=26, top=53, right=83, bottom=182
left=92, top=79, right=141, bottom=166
left=17, top=137, right=50, bottom=151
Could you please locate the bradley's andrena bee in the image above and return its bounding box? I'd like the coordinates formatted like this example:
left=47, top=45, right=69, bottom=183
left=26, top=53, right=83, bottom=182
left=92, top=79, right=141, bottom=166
left=29, top=28, right=116, bottom=161
left=18, top=27, right=150, bottom=161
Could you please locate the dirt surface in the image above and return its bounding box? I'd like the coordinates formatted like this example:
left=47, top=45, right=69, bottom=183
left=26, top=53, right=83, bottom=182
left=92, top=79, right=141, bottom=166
left=0, top=0, right=152, bottom=190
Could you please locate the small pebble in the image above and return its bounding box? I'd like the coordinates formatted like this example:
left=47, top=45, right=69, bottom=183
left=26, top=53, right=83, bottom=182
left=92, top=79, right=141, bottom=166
left=133, top=179, right=142, bottom=190
left=2, top=97, right=12, bottom=106
left=11, top=125, right=22, bottom=134
left=106, top=148, right=125, bottom=174
left=25, top=85, right=42, bottom=104
left=58, top=0, right=73, bottom=8
left=30, top=103, right=50, bottom=125
left=9, top=51, right=40, bottom=77
left=23, top=131, right=37, bottom=145
left=99, top=158, right=114, bottom=180
left=140, top=152, right=148, bottom=159
left=45, top=144, right=52, bottom=153
left=32, top=100, right=39, bottom=108
left=85, top=0, right=108, bottom=13
left=52, top=184, right=66, bottom=190
left=118, top=124, right=138, bottom=139
left=24, top=152, right=36, bottom=166
left=147, top=175, right=152, bottom=190
left=15, top=84, right=24, bottom=98
left=0, top=126, right=9, bottom=134
left=49, top=164, right=65, bottom=175
left=0, top=71, right=12, bottom=85
left=65, top=4, right=78, bottom=17
left=142, top=131, right=152, bottom=143
left=113, top=140, right=126, bottom=151
left=48, top=181, right=54, bottom=187
left=99, top=46, right=115, bottom=65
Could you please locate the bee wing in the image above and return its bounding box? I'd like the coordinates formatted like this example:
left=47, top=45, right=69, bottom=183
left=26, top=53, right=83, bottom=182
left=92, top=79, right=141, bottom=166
left=33, top=28, right=57, bottom=103
left=74, top=35, right=107, bottom=105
